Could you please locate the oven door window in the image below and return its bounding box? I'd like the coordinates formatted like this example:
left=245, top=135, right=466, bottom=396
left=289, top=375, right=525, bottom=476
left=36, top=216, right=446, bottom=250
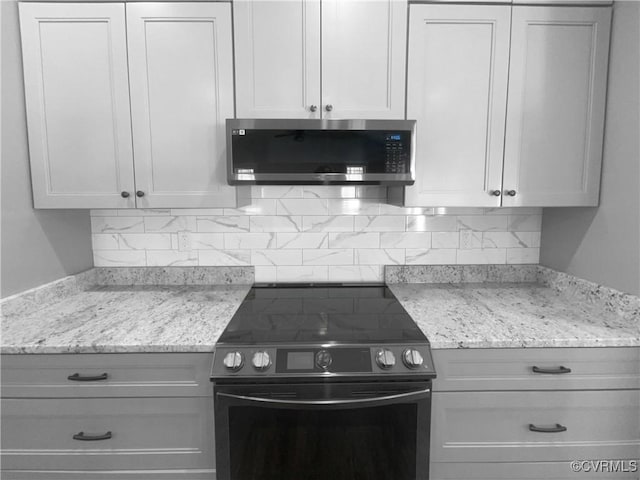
left=215, top=382, right=431, bottom=480
left=229, top=403, right=417, bottom=480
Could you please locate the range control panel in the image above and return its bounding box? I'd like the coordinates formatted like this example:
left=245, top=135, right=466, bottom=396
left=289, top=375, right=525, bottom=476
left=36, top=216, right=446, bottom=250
left=384, top=134, right=409, bottom=174
left=211, top=345, right=436, bottom=379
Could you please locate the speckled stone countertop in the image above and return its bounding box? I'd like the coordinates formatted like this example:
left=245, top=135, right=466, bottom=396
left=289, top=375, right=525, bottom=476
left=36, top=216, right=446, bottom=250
left=1, top=285, right=251, bottom=354
left=1, top=265, right=638, bottom=353
left=0, top=267, right=253, bottom=354
left=388, top=282, right=639, bottom=349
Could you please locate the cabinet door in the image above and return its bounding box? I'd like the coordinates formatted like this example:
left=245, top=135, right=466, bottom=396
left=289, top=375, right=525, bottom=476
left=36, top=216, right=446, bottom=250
left=431, top=461, right=640, bottom=480
left=1, top=353, right=213, bottom=398
left=432, top=347, right=640, bottom=392
left=321, top=0, right=407, bottom=119
left=502, top=6, right=611, bottom=207
left=234, top=0, right=321, bottom=118
left=2, top=471, right=215, bottom=480
left=127, top=3, right=237, bottom=208
left=404, top=5, right=511, bottom=207
left=1, top=397, right=213, bottom=470
left=19, top=3, right=135, bottom=209
left=431, top=390, right=640, bottom=463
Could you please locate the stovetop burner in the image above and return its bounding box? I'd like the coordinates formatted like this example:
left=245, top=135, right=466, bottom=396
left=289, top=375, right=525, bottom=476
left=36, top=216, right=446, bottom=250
left=216, top=284, right=427, bottom=345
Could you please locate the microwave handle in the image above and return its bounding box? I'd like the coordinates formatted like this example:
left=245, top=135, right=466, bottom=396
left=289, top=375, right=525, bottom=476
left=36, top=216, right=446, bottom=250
left=217, top=388, right=430, bottom=409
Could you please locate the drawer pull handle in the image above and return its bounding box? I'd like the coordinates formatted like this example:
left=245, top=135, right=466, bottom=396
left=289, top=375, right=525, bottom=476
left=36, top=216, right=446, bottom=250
left=67, top=373, right=108, bottom=382
left=528, top=423, right=567, bottom=433
left=531, top=366, right=571, bottom=374
left=73, top=431, right=112, bottom=441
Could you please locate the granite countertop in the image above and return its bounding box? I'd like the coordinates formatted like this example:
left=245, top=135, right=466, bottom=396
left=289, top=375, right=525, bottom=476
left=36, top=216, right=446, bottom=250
left=389, top=283, right=639, bottom=349
left=0, top=267, right=253, bottom=354
left=1, top=266, right=638, bottom=354
left=0, top=285, right=251, bottom=354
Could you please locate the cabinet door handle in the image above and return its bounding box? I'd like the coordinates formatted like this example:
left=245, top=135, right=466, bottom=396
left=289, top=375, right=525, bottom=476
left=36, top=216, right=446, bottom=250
left=532, top=366, right=571, bottom=374
left=67, top=372, right=108, bottom=382
left=121, top=191, right=130, bottom=198
left=490, top=190, right=501, bottom=196
left=136, top=190, right=145, bottom=197
left=73, top=431, right=112, bottom=441
left=528, top=423, right=567, bottom=433
left=325, top=104, right=333, bottom=112
left=505, top=190, right=517, bottom=196
left=309, top=105, right=318, bottom=112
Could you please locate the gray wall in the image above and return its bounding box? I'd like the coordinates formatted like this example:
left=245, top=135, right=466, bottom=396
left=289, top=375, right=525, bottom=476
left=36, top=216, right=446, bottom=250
left=540, top=0, right=640, bottom=296
left=1, top=0, right=93, bottom=298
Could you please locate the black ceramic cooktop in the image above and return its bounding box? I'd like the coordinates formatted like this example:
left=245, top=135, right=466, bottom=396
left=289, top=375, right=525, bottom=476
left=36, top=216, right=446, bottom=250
left=216, top=284, right=427, bottom=345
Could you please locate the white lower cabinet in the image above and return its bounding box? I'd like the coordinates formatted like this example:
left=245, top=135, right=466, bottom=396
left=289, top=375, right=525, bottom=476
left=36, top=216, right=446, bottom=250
left=431, top=462, right=640, bottom=480
left=1, top=397, right=214, bottom=471
left=431, top=390, right=640, bottom=463
left=2, top=473, right=215, bottom=480
left=430, top=348, right=640, bottom=480
left=0, top=353, right=215, bottom=480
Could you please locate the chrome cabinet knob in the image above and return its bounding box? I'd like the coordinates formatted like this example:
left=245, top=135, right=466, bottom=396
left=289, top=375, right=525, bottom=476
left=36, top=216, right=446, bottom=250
left=251, top=351, right=271, bottom=371
left=376, top=349, right=396, bottom=370
left=223, top=351, right=244, bottom=372
left=325, top=104, right=333, bottom=112
left=490, top=190, right=501, bottom=196
left=402, top=348, right=424, bottom=369
left=505, top=190, right=517, bottom=197
left=309, top=105, right=318, bottom=112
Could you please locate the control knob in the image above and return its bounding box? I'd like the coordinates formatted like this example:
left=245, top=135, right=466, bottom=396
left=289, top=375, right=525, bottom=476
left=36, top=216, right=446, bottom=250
left=375, top=349, right=396, bottom=370
left=223, top=351, right=244, bottom=372
left=402, top=348, right=424, bottom=369
left=252, top=351, right=272, bottom=371
left=315, top=350, right=332, bottom=370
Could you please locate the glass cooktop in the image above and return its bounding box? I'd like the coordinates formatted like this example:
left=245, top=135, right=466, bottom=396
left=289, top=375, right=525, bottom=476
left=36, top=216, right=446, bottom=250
left=216, top=284, right=428, bottom=345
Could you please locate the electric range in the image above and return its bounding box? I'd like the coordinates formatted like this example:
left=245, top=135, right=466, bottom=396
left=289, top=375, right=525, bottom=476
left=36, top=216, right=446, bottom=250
left=211, top=283, right=436, bottom=382
left=211, top=284, right=436, bottom=480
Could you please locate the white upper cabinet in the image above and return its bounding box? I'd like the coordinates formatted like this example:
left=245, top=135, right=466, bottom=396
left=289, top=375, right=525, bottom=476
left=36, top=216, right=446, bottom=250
left=127, top=3, right=237, bottom=208
left=404, top=4, right=611, bottom=208
left=233, top=0, right=407, bottom=119
left=405, top=4, right=511, bottom=207
left=20, top=2, right=237, bottom=209
left=502, top=6, right=611, bottom=207
left=321, top=0, right=407, bottom=119
left=233, top=0, right=321, bottom=119
left=19, top=3, right=135, bottom=209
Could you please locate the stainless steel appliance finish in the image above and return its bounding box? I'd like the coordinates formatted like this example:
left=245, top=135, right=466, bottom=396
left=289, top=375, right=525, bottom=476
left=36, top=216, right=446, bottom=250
left=211, top=284, right=436, bottom=480
left=226, top=119, right=416, bottom=185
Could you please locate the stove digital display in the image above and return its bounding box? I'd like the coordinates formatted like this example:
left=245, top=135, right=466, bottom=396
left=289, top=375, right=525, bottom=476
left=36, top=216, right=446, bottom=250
left=287, top=351, right=314, bottom=370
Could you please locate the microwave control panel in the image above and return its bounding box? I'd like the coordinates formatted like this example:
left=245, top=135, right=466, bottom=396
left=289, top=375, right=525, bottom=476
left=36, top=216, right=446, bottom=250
left=384, top=134, right=409, bottom=174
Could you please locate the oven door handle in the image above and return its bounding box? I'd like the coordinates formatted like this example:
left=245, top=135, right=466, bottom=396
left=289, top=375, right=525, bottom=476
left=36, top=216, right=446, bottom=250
left=217, top=388, right=430, bottom=409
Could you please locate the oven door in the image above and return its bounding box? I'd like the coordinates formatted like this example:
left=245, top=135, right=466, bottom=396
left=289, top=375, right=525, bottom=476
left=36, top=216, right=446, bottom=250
left=214, top=381, right=431, bottom=480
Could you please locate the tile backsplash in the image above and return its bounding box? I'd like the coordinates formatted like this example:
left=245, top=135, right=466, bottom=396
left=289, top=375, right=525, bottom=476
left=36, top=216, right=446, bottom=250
left=90, top=186, right=542, bottom=283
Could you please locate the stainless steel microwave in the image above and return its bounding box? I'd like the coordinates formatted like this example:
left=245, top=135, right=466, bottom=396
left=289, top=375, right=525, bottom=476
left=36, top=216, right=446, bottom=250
left=226, top=119, right=416, bottom=185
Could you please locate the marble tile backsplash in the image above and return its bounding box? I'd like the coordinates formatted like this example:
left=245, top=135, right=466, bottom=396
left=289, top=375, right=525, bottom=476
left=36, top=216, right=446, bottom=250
left=90, top=186, right=542, bottom=283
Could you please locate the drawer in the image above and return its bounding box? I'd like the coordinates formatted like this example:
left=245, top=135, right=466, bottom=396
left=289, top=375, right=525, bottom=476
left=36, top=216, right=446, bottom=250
left=430, top=390, right=640, bottom=463
left=1, top=353, right=213, bottom=397
left=0, top=397, right=214, bottom=470
left=432, top=347, right=640, bottom=391
left=1, top=470, right=216, bottom=480
left=431, top=461, right=640, bottom=480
